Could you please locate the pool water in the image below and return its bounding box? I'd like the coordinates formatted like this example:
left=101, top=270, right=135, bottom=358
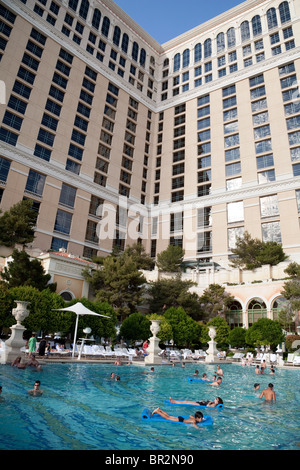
left=0, top=362, right=299, bottom=450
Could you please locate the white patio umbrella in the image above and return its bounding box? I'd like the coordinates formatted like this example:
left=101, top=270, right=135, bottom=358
left=52, top=302, right=110, bottom=358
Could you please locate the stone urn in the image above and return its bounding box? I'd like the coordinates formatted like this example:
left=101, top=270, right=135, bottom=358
left=150, top=319, right=160, bottom=338
left=12, top=300, right=30, bottom=325
left=2, top=301, right=30, bottom=364
left=205, top=325, right=219, bottom=363
left=145, top=319, right=162, bottom=365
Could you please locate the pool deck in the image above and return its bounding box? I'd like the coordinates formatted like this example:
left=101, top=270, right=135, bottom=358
left=27, top=355, right=300, bottom=369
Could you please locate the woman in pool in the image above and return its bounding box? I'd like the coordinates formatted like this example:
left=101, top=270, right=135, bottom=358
left=169, top=396, right=223, bottom=407
left=152, top=407, right=203, bottom=428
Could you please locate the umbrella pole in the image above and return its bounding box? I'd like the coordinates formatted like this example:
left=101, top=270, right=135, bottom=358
left=72, top=314, right=79, bottom=358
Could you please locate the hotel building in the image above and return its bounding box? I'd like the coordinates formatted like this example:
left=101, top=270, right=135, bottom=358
left=0, top=0, right=300, bottom=327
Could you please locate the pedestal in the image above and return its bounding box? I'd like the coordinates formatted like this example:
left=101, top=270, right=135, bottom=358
left=205, top=326, right=219, bottom=363
left=1, top=300, right=30, bottom=365
left=2, top=324, right=27, bottom=364
left=144, top=320, right=162, bottom=365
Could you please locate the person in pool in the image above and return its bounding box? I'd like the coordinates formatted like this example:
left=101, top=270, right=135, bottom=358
left=169, top=396, right=223, bottom=407
left=259, top=383, right=276, bottom=402
left=152, top=407, right=203, bottom=429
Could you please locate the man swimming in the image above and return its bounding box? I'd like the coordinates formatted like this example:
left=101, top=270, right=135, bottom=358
left=152, top=407, right=203, bottom=428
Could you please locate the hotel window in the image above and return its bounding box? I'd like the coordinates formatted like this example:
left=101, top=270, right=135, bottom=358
left=85, top=220, right=99, bottom=243
left=267, top=7, right=278, bottom=30
left=204, top=38, right=211, bottom=58
left=252, top=15, right=262, bottom=37
left=59, top=183, right=76, bottom=208
left=260, top=195, right=279, bottom=218
left=197, top=231, right=212, bottom=253
left=240, top=21, right=250, bottom=42
left=0, top=156, right=11, bottom=182
left=226, top=177, right=242, bottom=191
left=170, top=212, right=183, bottom=232
left=296, top=190, right=300, bottom=212
left=54, top=209, right=72, bottom=235
left=258, top=169, right=275, bottom=184
left=227, top=201, right=244, bottom=223
left=197, top=207, right=212, bottom=228
left=262, top=221, right=282, bottom=243
left=279, top=1, right=291, bottom=24
left=228, top=226, right=244, bottom=250
left=25, top=170, right=45, bottom=196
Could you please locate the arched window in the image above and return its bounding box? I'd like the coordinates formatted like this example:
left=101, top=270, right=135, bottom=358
left=248, top=298, right=267, bottom=326
left=240, top=20, right=250, bottom=42
left=227, top=27, right=236, bottom=48
left=121, top=33, right=129, bottom=53
left=267, top=7, right=278, bottom=30
left=217, top=32, right=225, bottom=53
left=92, top=8, right=101, bottom=30
left=194, top=43, right=202, bottom=63
left=101, top=16, right=110, bottom=37
left=182, top=49, right=190, bottom=68
left=132, top=41, right=139, bottom=61
left=163, top=58, right=169, bottom=67
left=173, top=53, right=180, bottom=72
left=79, top=0, right=89, bottom=20
left=252, top=15, right=262, bottom=37
left=113, top=26, right=121, bottom=46
left=279, top=1, right=291, bottom=24
left=204, top=38, right=212, bottom=58
left=140, top=48, right=146, bottom=67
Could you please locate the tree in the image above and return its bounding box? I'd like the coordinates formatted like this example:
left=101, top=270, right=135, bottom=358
left=245, top=318, right=285, bottom=350
left=0, top=199, right=36, bottom=247
left=147, top=277, right=202, bottom=320
left=123, top=243, right=155, bottom=270
left=199, top=284, right=235, bottom=321
left=156, top=245, right=185, bottom=273
left=0, top=249, right=56, bottom=292
left=200, top=317, right=230, bottom=349
left=281, top=263, right=300, bottom=329
left=119, top=312, right=151, bottom=343
left=83, top=252, right=146, bottom=319
left=164, top=307, right=202, bottom=348
left=230, top=231, right=287, bottom=270
left=228, top=327, right=247, bottom=349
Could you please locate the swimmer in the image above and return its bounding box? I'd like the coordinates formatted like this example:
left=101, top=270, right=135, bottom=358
left=259, top=383, right=276, bottom=402
left=201, top=373, right=211, bottom=381
left=169, top=396, right=223, bottom=407
left=209, top=377, right=222, bottom=387
left=28, top=380, right=43, bottom=396
left=255, top=365, right=260, bottom=375
left=214, top=365, right=223, bottom=376
left=152, top=407, right=203, bottom=429
left=26, top=354, right=42, bottom=371
left=270, top=366, right=275, bottom=375
left=194, top=370, right=199, bottom=376
left=11, top=356, right=27, bottom=369
left=253, top=383, right=260, bottom=390
left=110, top=372, right=115, bottom=379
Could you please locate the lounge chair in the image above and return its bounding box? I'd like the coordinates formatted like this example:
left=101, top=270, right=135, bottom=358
left=232, top=352, right=244, bottom=361
left=269, top=354, right=277, bottom=364
left=293, top=356, right=300, bottom=366
left=285, top=353, right=294, bottom=365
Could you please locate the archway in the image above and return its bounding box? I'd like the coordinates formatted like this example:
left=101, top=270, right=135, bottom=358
left=247, top=298, right=267, bottom=327
left=226, top=300, right=243, bottom=329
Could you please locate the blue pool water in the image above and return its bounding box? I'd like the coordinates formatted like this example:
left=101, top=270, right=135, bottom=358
left=0, top=362, right=299, bottom=450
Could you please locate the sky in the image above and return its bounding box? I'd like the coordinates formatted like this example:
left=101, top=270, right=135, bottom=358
left=113, top=0, right=245, bottom=44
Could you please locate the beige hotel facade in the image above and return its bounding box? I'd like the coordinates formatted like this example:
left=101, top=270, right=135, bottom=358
left=0, top=0, right=300, bottom=328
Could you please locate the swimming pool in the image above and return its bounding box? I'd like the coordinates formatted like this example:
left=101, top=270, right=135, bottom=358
left=0, top=362, right=299, bottom=450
